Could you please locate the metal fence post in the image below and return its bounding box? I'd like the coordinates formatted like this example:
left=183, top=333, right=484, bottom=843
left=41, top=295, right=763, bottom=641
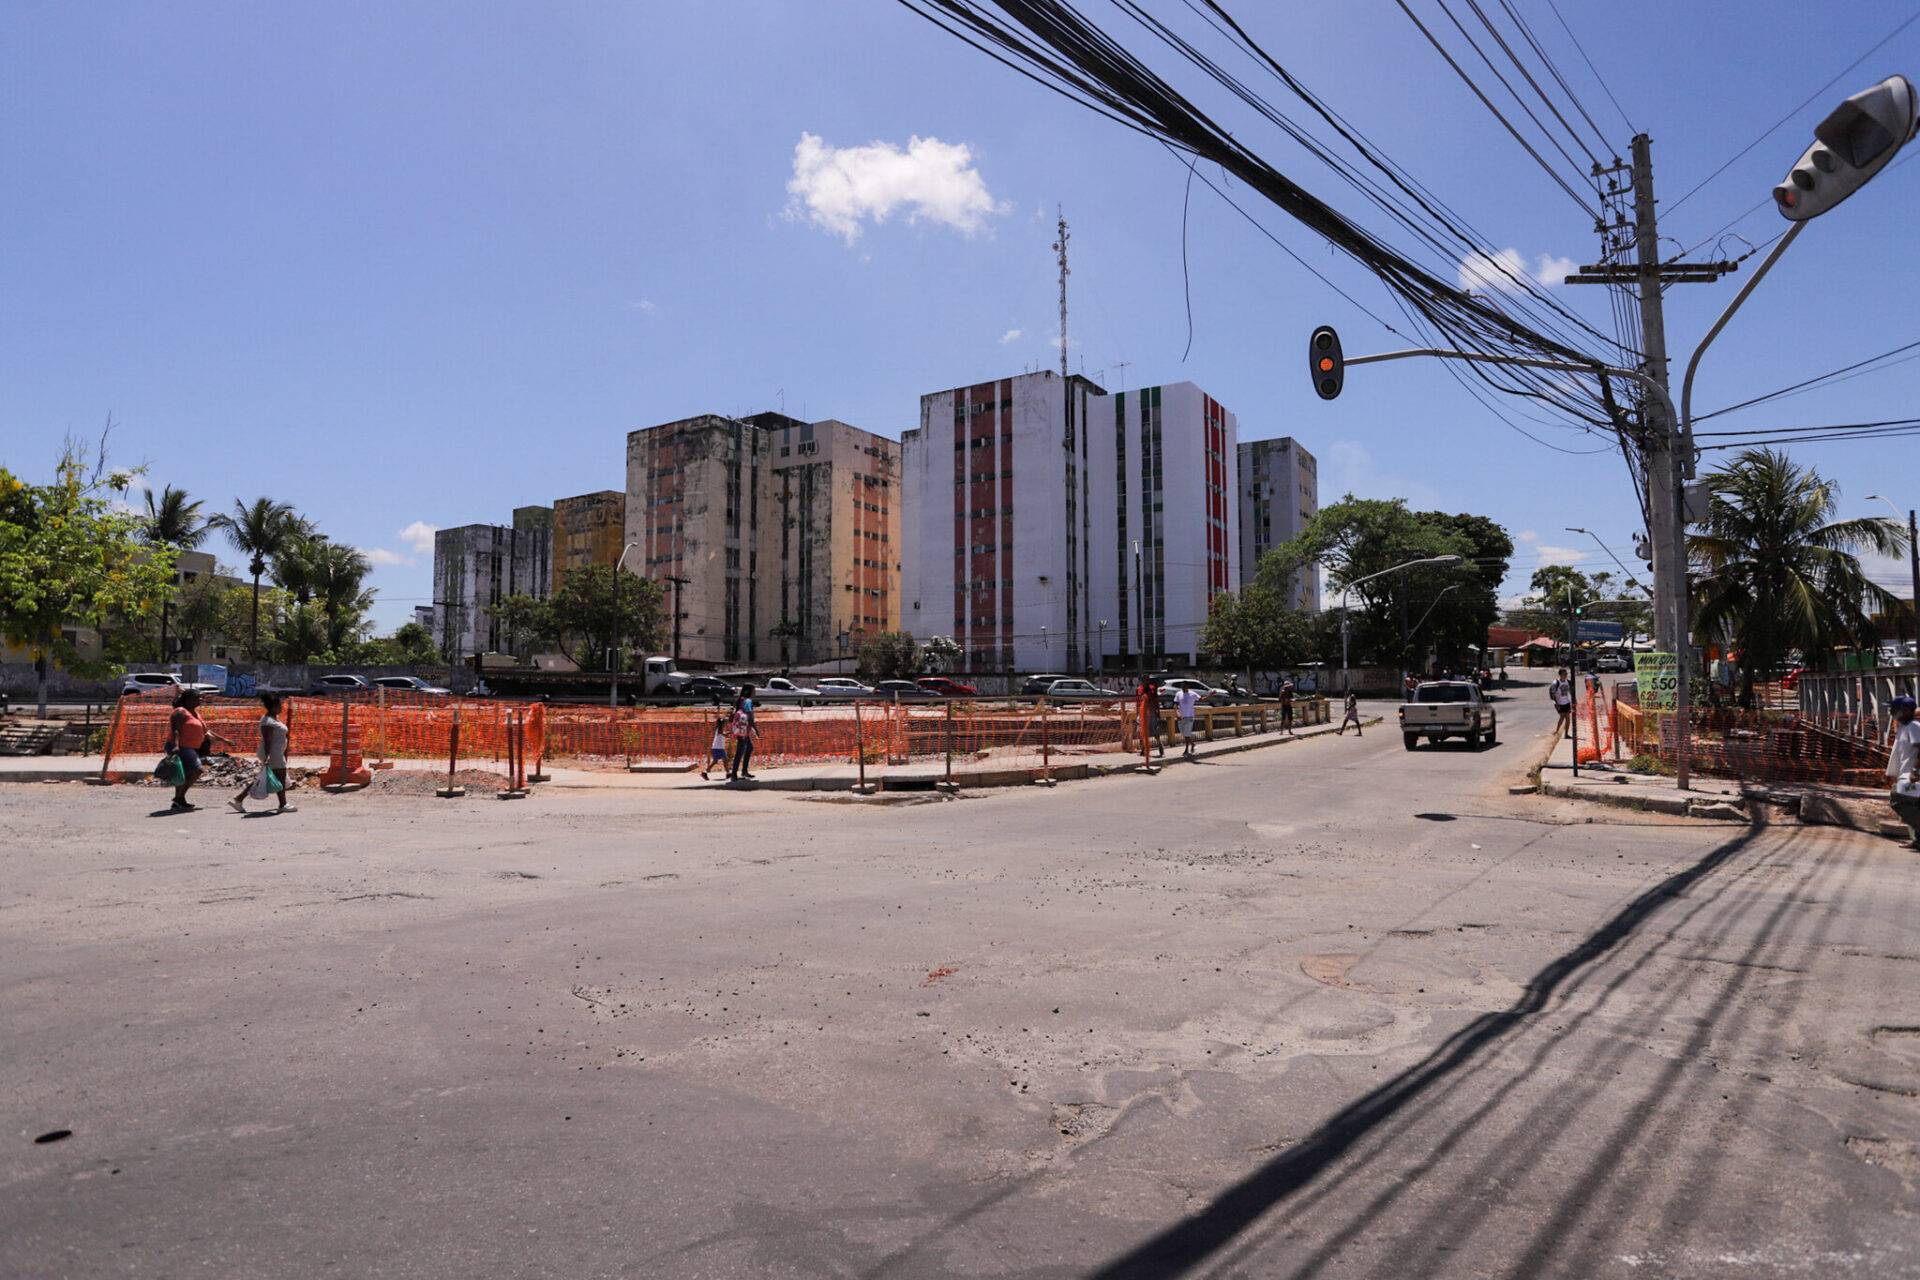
left=855, top=699, right=868, bottom=791
left=438, top=709, right=465, bottom=797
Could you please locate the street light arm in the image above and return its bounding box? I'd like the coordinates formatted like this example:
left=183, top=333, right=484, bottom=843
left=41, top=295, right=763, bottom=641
left=1678, top=220, right=1806, bottom=465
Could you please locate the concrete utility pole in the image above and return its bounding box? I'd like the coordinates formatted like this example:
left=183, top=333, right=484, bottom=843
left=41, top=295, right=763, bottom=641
left=1627, top=136, right=1681, bottom=656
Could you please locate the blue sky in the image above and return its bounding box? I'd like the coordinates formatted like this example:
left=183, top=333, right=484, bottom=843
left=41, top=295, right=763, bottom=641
left=4, top=0, right=1916, bottom=631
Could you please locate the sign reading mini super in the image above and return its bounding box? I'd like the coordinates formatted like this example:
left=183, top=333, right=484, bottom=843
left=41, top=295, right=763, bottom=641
left=1635, top=651, right=1678, bottom=709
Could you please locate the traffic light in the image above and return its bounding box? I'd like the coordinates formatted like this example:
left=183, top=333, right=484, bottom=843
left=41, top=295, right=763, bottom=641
left=1775, top=75, right=1917, bottom=221
left=1310, top=326, right=1344, bottom=400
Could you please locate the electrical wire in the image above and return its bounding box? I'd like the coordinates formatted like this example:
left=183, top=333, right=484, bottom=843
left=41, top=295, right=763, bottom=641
left=1692, top=338, right=1920, bottom=422
left=1665, top=7, right=1920, bottom=217
left=1495, top=0, right=1616, bottom=159
left=1542, top=0, right=1636, bottom=134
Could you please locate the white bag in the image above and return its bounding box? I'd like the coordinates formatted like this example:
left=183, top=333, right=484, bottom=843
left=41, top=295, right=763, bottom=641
left=247, top=768, right=275, bottom=801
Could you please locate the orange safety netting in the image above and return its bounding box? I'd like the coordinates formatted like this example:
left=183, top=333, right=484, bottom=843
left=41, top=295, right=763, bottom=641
left=101, top=691, right=546, bottom=777
left=1607, top=696, right=1886, bottom=785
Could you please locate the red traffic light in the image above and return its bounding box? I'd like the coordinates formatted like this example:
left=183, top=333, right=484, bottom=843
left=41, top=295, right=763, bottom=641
left=1309, top=326, right=1344, bottom=400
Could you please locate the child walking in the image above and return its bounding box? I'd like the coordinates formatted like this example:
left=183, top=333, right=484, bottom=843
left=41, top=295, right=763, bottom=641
left=701, top=715, right=728, bottom=780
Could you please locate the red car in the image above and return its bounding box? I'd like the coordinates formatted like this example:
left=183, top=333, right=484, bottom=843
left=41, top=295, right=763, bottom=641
left=916, top=676, right=977, bottom=697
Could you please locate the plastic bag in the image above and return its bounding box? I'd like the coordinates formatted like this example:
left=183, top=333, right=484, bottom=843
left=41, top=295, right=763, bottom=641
left=153, top=753, right=185, bottom=787
left=248, top=766, right=284, bottom=800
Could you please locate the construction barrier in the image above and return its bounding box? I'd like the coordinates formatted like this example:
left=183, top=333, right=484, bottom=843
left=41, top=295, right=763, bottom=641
left=1610, top=691, right=1888, bottom=786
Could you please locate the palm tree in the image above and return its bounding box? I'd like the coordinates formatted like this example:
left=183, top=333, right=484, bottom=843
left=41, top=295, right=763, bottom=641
left=270, top=521, right=327, bottom=605
left=1689, top=448, right=1907, bottom=707
left=210, top=497, right=296, bottom=658
left=312, top=542, right=373, bottom=652
left=143, top=485, right=206, bottom=661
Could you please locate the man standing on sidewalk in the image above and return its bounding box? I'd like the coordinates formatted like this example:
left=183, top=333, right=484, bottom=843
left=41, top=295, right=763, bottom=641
left=1279, top=678, right=1296, bottom=736
left=1887, top=695, right=1920, bottom=850
left=1174, top=685, right=1201, bottom=758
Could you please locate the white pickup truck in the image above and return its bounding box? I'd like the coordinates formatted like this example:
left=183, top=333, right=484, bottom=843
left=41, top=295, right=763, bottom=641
left=1399, top=680, right=1497, bottom=751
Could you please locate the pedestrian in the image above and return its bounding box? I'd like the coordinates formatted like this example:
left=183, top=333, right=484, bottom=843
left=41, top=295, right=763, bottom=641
left=1279, top=678, right=1296, bottom=735
left=1137, top=675, right=1165, bottom=758
left=1886, top=694, right=1920, bottom=850
left=1550, top=668, right=1574, bottom=738
left=163, top=689, right=231, bottom=812
left=726, top=685, right=758, bottom=780
left=701, top=714, right=729, bottom=781
left=228, top=692, right=291, bottom=815
left=1403, top=672, right=1419, bottom=702
left=1338, top=689, right=1363, bottom=736
left=1175, top=684, right=1201, bottom=757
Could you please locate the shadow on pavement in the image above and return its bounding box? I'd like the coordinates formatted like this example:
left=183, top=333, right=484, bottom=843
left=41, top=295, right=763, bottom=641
left=1084, top=817, right=1786, bottom=1279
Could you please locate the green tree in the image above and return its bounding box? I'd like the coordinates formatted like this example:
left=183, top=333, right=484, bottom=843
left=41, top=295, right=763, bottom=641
left=276, top=601, right=330, bottom=664
left=922, top=634, right=962, bottom=673
left=0, top=441, right=176, bottom=715
left=1690, top=448, right=1905, bottom=706
left=1202, top=586, right=1311, bottom=674
left=142, top=485, right=207, bottom=662
left=270, top=521, right=327, bottom=605
left=855, top=631, right=922, bottom=681
left=311, top=542, right=373, bottom=653
left=389, top=621, right=443, bottom=664
left=210, top=496, right=296, bottom=657
left=496, top=565, right=663, bottom=670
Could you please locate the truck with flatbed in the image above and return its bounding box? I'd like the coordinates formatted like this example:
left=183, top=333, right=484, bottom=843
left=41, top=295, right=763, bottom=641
left=1399, top=680, right=1497, bottom=750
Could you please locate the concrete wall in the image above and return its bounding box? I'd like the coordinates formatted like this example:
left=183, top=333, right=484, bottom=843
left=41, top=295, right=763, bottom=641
left=0, top=661, right=479, bottom=703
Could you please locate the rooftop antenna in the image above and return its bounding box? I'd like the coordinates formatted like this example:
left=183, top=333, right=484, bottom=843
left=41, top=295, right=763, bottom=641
left=1110, top=357, right=1133, bottom=395
left=1052, top=205, right=1070, bottom=382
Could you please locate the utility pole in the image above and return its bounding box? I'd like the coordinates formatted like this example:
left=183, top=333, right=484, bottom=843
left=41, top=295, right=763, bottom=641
left=1568, top=137, right=1735, bottom=657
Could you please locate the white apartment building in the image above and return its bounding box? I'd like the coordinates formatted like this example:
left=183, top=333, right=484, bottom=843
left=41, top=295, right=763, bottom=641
left=1236, top=436, right=1321, bottom=611
left=902, top=371, right=1238, bottom=673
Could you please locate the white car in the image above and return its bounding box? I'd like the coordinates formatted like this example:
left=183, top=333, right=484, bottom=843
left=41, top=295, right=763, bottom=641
left=813, top=677, right=876, bottom=701
left=1041, top=678, right=1110, bottom=700
left=1158, top=677, right=1232, bottom=706
left=756, top=677, right=822, bottom=705
left=119, top=672, right=222, bottom=698
left=372, top=675, right=452, bottom=696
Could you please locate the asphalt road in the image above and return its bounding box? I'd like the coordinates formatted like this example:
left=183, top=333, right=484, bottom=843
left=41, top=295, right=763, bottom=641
left=3, top=675, right=1916, bottom=1278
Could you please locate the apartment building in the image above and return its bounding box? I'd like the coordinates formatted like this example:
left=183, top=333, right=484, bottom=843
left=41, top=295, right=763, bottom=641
left=748, top=413, right=901, bottom=666
left=624, top=412, right=900, bottom=666
left=551, top=490, right=627, bottom=594
left=901, top=371, right=1238, bottom=673
left=1236, top=436, right=1321, bottom=611
left=430, top=506, right=553, bottom=661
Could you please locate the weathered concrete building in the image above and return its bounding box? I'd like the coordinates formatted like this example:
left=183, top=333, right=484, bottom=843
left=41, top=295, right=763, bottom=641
left=431, top=507, right=553, bottom=661
left=749, top=413, right=901, bottom=666
left=1236, top=437, right=1320, bottom=611
left=901, top=372, right=1238, bottom=673
left=624, top=413, right=901, bottom=667
left=551, top=490, right=627, bottom=595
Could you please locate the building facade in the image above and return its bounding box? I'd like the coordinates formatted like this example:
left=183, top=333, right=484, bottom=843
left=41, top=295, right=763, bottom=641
left=624, top=412, right=900, bottom=668
left=901, top=372, right=1238, bottom=673
left=1235, top=437, right=1319, bottom=611
left=749, top=413, right=901, bottom=666
left=431, top=507, right=553, bottom=661
left=551, top=490, right=627, bottom=595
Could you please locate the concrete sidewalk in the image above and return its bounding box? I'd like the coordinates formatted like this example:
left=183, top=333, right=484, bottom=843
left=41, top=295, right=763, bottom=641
left=0, top=715, right=1379, bottom=793
left=1535, top=723, right=1913, bottom=840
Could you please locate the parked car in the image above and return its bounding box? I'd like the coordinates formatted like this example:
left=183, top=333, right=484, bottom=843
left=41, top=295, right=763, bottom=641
left=118, top=671, right=222, bottom=698
left=1398, top=680, right=1497, bottom=750
left=756, top=676, right=821, bottom=705
left=1158, top=677, right=1232, bottom=707
left=1040, top=678, right=1110, bottom=700
left=1020, top=673, right=1070, bottom=696
left=873, top=679, right=934, bottom=701
left=679, top=675, right=740, bottom=703
left=1594, top=650, right=1632, bottom=674
left=308, top=674, right=377, bottom=696
left=814, top=677, right=877, bottom=701
left=916, top=675, right=977, bottom=697
left=371, top=675, right=452, bottom=696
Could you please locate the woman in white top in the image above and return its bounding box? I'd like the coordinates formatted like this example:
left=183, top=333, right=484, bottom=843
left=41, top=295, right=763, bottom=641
left=230, top=692, right=292, bottom=814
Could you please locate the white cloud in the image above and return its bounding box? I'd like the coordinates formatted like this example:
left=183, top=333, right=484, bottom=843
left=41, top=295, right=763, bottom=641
left=999, top=327, right=1024, bottom=345
left=785, top=132, right=1005, bottom=244
left=1517, top=529, right=1539, bottom=545
left=1531, top=544, right=1588, bottom=567
left=628, top=299, right=658, bottom=314
left=361, top=547, right=408, bottom=568
left=1534, top=254, right=1579, bottom=287
left=1457, top=248, right=1580, bottom=293
left=398, top=521, right=438, bottom=556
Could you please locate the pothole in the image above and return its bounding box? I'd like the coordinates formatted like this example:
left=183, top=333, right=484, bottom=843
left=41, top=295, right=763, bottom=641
left=1052, top=1102, right=1119, bottom=1143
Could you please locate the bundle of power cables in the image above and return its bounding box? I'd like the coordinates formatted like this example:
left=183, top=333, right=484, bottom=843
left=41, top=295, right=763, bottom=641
left=897, top=0, right=1639, bottom=444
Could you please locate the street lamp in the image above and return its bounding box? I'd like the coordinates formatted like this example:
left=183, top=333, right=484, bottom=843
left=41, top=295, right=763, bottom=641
left=1865, top=494, right=1920, bottom=654
left=1564, top=527, right=1644, bottom=590
left=609, top=540, right=641, bottom=708
left=1339, top=554, right=1462, bottom=693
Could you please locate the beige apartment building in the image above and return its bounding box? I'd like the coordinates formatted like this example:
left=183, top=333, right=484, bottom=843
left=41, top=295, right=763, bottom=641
left=624, top=412, right=900, bottom=667
left=551, top=490, right=627, bottom=594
